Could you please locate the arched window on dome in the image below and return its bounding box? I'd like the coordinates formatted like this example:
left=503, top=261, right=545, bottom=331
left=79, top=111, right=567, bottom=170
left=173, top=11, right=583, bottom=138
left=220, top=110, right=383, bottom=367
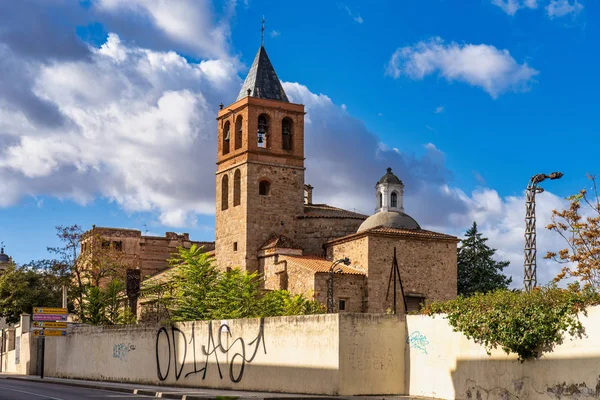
left=221, top=175, right=229, bottom=210
left=391, top=192, right=398, bottom=208
left=379, top=192, right=383, bottom=208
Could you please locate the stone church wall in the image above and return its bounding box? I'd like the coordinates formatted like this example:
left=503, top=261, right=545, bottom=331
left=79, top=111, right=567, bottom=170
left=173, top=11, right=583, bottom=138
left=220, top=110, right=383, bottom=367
left=366, top=235, right=457, bottom=313
left=295, top=218, right=364, bottom=257
left=314, top=273, right=366, bottom=313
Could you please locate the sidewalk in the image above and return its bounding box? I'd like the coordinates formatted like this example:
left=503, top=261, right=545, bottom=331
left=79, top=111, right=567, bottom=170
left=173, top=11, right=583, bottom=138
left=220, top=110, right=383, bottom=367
left=0, top=373, right=428, bottom=400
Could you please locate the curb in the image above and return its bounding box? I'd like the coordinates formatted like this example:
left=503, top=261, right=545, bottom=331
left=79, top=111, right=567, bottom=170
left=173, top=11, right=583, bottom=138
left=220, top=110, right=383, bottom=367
left=2, top=376, right=333, bottom=400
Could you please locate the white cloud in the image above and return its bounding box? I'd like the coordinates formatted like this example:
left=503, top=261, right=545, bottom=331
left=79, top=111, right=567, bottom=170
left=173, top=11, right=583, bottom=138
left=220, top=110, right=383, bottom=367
left=343, top=6, right=364, bottom=24
left=386, top=37, right=539, bottom=98
left=492, top=0, right=538, bottom=15
left=442, top=187, right=572, bottom=288
left=0, top=33, right=240, bottom=226
left=95, top=0, right=235, bottom=59
left=435, top=105, right=444, bottom=113
left=270, top=30, right=280, bottom=38
left=546, top=0, right=583, bottom=18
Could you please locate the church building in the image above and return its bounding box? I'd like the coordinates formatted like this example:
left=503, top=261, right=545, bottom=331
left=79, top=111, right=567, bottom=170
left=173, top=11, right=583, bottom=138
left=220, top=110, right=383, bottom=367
left=214, top=44, right=459, bottom=313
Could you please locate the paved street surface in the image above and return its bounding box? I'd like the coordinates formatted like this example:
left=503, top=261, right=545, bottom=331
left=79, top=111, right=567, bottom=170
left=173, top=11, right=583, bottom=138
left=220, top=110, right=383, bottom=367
left=0, top=375, right=426, bottom=400
left=0, top=378, right=159, bottom=399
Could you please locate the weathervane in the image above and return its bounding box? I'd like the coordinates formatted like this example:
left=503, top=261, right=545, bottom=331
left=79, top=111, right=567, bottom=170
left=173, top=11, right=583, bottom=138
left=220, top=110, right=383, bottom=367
left=261, top=16, right=265, bottom=47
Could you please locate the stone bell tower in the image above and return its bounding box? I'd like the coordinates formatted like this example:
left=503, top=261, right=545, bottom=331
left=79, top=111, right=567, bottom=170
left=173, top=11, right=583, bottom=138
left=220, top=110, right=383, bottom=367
left=215, top=44, right=306, bottom=273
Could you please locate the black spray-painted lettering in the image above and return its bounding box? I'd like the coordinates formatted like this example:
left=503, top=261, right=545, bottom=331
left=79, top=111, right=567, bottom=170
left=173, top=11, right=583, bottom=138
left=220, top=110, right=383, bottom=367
left=155, top=319, right=266, bottom=383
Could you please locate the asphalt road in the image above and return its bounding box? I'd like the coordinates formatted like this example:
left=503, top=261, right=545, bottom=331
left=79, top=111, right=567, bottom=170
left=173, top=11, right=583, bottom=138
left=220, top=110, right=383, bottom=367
left=0, top=379, right=159, bottom=400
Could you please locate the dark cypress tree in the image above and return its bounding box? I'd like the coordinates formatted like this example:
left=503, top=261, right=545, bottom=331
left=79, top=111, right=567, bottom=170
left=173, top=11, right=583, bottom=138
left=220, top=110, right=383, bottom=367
left=458, top=222, right=512, bottom=296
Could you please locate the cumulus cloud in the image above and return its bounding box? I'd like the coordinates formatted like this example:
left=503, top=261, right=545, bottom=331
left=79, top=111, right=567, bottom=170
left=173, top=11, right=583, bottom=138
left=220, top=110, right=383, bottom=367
left=0, top=33, right=240, bottom=226
left=94, top=0, right=235, bottom=60
left=386, top=37, right=539, bottom=98
left=491, top=0, right=538, bottom=15
left=546, top=0, right=583, bottom=18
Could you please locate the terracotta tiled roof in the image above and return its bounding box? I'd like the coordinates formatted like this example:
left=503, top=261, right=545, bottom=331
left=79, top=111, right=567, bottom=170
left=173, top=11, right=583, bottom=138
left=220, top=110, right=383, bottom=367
left=326, top=225, right=459, bottom=245
left=300, top=204, right=367, bottom=220
left=283, top=255, right=365, bottom=275
left=260, top=234, right=302, bottom=250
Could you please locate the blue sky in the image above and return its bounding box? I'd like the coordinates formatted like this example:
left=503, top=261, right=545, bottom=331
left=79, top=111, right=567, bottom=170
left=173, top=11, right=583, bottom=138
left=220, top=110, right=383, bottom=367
left=0, top=0, right=596, bottom=285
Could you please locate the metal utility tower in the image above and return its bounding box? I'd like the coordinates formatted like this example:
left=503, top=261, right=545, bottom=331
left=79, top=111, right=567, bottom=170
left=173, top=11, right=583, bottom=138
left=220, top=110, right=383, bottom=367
left=524, top=172, right=563, bottom=291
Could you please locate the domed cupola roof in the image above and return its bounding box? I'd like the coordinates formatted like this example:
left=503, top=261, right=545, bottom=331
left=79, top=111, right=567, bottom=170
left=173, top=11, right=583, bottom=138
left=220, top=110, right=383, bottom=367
left=358, top=211, right=420, bottom=232
left=0, top=247, right=10, bottom=263
left=357, top=167, right=420, bottom=233
left=378, top=167, right=403, bottom=185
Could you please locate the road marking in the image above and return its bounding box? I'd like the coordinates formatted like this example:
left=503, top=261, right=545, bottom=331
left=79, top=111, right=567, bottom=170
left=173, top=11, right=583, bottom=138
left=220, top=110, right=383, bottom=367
left=0, top=384, right=66, bottom=400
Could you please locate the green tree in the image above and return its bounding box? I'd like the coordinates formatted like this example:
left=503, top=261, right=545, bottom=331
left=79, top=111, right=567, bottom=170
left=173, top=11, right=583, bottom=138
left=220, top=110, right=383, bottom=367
left=147, top=245, right=325, bottom=323
left=0, top=263, right=62, bottom=324
left=169, top=245, right=219, bottom=321
left=47, top=225, right=84, bottom=319
left=458, top=222, right=512, bottom=296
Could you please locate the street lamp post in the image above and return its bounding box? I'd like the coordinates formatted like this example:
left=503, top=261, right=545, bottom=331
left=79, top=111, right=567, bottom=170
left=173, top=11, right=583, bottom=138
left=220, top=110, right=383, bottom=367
left=327, top=257, right=351, bottom=313
left=524, top=171, right=563, bottom=291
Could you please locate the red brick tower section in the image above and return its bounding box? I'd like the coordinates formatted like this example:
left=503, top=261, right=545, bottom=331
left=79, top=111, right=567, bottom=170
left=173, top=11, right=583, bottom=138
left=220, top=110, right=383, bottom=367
left=215, top=46, right=306, bottom=273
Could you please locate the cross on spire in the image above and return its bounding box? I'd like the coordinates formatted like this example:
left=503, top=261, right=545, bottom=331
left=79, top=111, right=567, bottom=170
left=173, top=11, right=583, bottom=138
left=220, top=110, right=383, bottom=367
left=261, top=16, right=265, bottom=47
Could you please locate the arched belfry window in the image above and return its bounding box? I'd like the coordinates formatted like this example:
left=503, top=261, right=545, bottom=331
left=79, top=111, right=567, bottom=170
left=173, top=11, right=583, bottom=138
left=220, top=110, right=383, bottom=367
left=235, top=115, right=243, bottom=150
left=282, top=117, right=293, bottom=151
left=259, top=180, right=270, bottom=196
left=233, top=169, right=241, bottom=206
left=223, top=121, right=230, bottom=155
left=221, top=175, right=229, bottom=210
left=379, top=192, right=383, bottom=208
left=391, top=192, right=398, bottom=208
left=257, top=114, right=269, bottom=148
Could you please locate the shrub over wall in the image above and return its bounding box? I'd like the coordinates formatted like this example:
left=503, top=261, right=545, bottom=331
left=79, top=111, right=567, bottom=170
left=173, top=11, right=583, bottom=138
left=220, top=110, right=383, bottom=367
left=422, top=286, right=600, bottom=361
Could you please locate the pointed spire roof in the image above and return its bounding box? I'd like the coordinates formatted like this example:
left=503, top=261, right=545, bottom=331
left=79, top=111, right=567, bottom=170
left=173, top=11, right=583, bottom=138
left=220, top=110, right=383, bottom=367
left=236, top=46, right=289, bottom=102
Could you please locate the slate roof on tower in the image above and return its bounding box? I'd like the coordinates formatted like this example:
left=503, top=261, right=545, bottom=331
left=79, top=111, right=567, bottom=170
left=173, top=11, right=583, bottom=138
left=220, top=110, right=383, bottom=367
left=236, top=46, right=289, bottom=102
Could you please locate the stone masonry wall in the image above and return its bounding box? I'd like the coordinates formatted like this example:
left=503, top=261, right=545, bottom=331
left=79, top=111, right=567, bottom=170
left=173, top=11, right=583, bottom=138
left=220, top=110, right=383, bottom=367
left=314, top=273, right=366, bottom=313
left=215, top=163, right=249, bottom=271
left=285, top=261, right=317, bottom=296
left=244, top=163, right=305, bottom=273
left=295, top=218, right=364, bottom=257
left=366, top=235, right=457, bottom=313
left=326, top=236, right=370, bottom=272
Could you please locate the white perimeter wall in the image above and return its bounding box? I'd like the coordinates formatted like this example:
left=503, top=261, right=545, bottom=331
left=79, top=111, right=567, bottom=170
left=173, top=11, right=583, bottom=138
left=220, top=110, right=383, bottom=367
left=43, top=313, right=404, bottom=396
left=406, top=305, right=600, bottom=399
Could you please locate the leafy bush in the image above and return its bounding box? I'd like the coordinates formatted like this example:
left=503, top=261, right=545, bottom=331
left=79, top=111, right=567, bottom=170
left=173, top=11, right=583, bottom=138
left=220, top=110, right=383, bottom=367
left=148, top=245, right=325, bottom=323
left=422, top=286, right=600, bottom=361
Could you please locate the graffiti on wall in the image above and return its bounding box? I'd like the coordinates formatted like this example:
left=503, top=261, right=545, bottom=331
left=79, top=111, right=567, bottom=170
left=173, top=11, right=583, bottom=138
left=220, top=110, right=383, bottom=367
left=155, top=319, right=266, bottom=383
left=407, top=331, right=429, bottom=355
left=113, top=343, right=136, bottom=361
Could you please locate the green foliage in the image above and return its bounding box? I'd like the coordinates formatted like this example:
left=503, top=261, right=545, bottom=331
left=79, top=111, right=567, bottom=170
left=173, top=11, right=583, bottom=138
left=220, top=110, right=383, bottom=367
left=423, top=286, right=600, bottom=361
left=0, top=264, right=63, bottom=324
left=260, top=290, right=325, bottom=316
left=148, top=245, right=325, bottom=322
left=104, top=279, right=126, bottom=325
left=82, top=278, right=132, bottom=325
left=169, top=245, right=219, bottom=321
left=210, top=269, right=263, bottom=320
left=84, top=286, right=106, bottom=325
left=458, top=221, right=512, bottom=296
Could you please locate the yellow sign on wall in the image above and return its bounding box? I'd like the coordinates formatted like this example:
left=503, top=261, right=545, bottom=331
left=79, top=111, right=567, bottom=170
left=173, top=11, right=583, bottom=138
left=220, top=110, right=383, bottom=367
left=32, top=321, right=67, bottom=329
left=33, top=329, right=67, bottom=337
